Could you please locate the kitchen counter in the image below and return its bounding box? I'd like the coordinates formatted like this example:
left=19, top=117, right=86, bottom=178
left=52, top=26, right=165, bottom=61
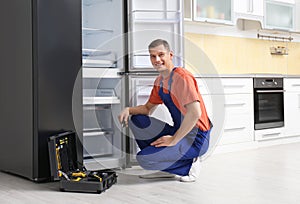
left=194, top=73, right=300, bottom=78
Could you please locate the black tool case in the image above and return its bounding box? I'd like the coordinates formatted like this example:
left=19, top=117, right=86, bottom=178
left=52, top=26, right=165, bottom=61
left=48, top=131, right=117, bottom=193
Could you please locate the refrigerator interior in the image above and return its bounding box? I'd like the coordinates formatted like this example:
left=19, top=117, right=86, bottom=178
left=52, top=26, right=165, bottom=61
left=82, top=0, right=124, bottom=69
left=128, top=0, right=184, bottom=71
left=81, top=0, right=126, bottom=170
left=82, top=77, right=125, bottom=170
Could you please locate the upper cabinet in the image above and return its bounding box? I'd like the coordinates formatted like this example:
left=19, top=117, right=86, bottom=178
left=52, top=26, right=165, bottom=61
left=193, top=0, right=233, bottom=24
left=264, top=0, right=295, bottom=31
left=184, top=0, right=300, bottom=32
left=234, top=0, right=263, bottom=23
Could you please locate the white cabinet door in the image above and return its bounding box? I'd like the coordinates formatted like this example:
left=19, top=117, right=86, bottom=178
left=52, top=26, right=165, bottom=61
left=234, top=0, right=263, bottom=16
left=264, top=0, right=295, bottom=31
left=284, top=78, right=300, bottom=137
left=193, top=0, right=233, bottom=24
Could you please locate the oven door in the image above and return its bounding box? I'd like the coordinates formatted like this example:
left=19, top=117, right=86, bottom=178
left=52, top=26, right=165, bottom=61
left=254, top=89, right=284, bottom=130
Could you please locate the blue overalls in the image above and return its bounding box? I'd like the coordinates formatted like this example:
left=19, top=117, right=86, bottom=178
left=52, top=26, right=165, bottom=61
left=129, top=68, right=211, bottom=176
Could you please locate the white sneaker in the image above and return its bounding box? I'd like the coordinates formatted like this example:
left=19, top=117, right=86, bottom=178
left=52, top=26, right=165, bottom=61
left=139, top=171, right=176, bottom=179
left=180, top=157, right=201, bottom=182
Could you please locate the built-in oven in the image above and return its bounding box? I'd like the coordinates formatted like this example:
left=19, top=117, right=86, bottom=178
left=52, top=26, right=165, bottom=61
left=254, top=78, right=284, bottom=130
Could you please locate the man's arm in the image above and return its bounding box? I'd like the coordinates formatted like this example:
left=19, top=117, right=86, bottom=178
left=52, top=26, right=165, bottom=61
left=151, top=101, right=201, bottom=147
left=118, top=101, right=157, bottom=127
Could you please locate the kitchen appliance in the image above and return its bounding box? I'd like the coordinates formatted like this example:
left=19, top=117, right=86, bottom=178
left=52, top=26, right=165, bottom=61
left=81, top=0, right=184, bottom=170
left=253, top=77, right=284, bottom=130
left=0, top=0, right=82, bottom=181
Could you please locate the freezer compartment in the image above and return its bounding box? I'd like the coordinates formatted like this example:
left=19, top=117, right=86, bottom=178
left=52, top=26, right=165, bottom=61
left=83, top=131, right=113, bottom=158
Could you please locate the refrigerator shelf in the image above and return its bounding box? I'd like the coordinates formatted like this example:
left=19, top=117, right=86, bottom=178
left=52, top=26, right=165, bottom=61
left=83, top=97, right=120, bottom=105
left=83, top=0, right=112, bottom=6
left=82, top=68, right=122, bottom=78
left=83, top=59, right=116, bottom=68
left=82, top=49, right=112, bottom=57
left=82, top=27, right=113, bottom=35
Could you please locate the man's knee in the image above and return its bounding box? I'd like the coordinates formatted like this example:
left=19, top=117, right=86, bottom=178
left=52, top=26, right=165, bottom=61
left=130, top=114, right=151, bottom=129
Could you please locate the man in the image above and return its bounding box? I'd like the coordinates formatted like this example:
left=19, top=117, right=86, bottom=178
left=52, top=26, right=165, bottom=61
left=118, top=39, right=212, bottom=182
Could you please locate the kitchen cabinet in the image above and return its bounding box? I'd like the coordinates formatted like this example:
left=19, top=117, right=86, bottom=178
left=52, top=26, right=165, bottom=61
left=296, top=0, right=300, bottom=32
left=184, top=0, right=193, bottom=20
left=284, top=78, right=300, bottom=137
left=193, top=0, right=233, bottom=24
left=264, top=0, right=295, bottom=31
left=234, top=0, right=263, bottom=22
left=196, top=78, right=254, bottom=147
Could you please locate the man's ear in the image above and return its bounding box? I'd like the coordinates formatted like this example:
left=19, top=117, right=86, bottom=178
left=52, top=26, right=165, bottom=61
left=169, top=51, right=174, bottom=59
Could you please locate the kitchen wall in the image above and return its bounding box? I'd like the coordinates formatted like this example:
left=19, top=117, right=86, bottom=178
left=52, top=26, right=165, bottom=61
left=184, top=32, right=300, bottom=75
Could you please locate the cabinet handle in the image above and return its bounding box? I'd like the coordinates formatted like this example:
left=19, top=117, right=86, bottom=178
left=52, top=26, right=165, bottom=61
left=223, top=85, right=245, bottom=88
left=224, top=127, right=246, bottom=132
left=292, top=84, right=300, bottom=87
left=247, top=0, right=253, bottom=13
left=224, top=103, right=246, bottom=107
left=262, top=132, right=281, bottom=138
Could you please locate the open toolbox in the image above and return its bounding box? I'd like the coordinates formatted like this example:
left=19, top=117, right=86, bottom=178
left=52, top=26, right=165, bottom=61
left=48, top=131, right=117, bottom=193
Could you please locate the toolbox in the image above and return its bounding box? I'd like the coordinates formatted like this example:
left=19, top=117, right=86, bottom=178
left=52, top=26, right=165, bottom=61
left=48, top=131, right=117, bottom=193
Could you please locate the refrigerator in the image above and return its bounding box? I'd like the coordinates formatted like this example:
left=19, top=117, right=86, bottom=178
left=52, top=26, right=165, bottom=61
left=0, top=0, right=82, bottom=181
left=81, top=0, right=184, bottom=169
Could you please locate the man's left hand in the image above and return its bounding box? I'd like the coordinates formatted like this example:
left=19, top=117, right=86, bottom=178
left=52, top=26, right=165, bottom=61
left=150, top=136, right=177, bottom=147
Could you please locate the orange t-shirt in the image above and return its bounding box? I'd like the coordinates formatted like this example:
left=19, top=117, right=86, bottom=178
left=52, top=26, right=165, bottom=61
left=148, top=67, right=211, bottom=131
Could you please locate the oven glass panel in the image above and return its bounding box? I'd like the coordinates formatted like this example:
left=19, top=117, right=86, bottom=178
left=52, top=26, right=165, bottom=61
left=255, top=92, right=284, bottom=124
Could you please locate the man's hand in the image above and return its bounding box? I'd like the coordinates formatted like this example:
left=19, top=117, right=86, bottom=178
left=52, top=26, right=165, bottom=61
left=151, top=135, right=177, bottom=147
left=118, top=107, right=130, bottom=127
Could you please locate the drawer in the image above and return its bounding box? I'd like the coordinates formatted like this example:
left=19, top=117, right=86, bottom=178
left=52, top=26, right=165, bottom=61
left=196, top=78, right=214, bottom=95
left=83, top=131, right=113, bottom=158
left=224, top=94, right=253, bottom=115
left=284, top=78, right=300, bottom=92
left=219, top=114, right=253, bottom=145
left=83, top=105, right=112, bottom=131
left=219, top=78, right=253, bottom=94
left=254, top=127, right=285, bottom=141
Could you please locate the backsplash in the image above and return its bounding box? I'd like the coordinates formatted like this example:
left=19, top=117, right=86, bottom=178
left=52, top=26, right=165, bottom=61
left=184, top=32, right=300, bottom=75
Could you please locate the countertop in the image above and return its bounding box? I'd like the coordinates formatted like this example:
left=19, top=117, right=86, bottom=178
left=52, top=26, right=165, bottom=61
left=194, top=73, right=300, bottom=78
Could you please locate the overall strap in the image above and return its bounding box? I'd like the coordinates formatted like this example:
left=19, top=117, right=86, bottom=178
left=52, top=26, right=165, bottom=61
left=160, top=67, right=177, bottom=93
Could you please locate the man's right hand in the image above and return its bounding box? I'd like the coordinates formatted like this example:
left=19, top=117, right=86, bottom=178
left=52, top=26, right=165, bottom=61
left=118, top=107, right=130, bottom=127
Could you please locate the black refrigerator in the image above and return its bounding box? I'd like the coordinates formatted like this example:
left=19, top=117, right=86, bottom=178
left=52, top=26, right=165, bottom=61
left=0, top=0, right=83, bottom=182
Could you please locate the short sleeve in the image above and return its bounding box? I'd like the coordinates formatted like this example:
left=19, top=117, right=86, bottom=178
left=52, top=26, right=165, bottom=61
left=148, top=78, right=163, bottom=104
left=172, top=73, right=200, bottom=108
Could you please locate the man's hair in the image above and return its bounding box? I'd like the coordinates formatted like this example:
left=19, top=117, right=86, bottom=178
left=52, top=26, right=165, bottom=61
left=148, top=39, right=171, bottom=52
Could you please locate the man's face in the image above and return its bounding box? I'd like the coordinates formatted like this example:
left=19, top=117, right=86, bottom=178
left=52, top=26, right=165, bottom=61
left=149, top=44, right=173, bottom=72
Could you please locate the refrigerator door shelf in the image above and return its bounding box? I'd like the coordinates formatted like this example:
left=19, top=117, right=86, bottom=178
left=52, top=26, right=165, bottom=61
left=132, top=10, right=180, bottom=23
